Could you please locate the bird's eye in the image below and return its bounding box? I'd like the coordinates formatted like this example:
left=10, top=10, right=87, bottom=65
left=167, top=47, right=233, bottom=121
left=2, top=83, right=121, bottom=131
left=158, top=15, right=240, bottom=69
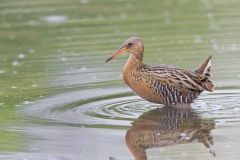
left=127, top=42, right=133, bottom=47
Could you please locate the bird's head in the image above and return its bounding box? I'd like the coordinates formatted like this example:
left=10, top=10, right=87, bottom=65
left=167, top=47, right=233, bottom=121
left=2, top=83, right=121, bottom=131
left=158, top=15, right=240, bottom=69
left=105, top=37, right=144, bottom=63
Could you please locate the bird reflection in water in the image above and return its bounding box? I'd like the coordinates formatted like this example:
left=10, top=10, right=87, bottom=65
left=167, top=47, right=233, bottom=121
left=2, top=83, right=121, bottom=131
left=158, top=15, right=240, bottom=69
left=126, top=106, right=215, bottom=160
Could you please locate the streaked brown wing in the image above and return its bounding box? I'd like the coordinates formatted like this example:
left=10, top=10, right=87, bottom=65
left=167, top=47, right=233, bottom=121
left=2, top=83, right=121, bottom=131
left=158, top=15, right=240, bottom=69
left=142, top=64, right=205, bottom=93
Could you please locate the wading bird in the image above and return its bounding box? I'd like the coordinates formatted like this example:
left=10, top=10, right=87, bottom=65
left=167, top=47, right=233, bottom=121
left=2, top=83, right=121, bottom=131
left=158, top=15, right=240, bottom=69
left=105, top=37, right=214, bottom=107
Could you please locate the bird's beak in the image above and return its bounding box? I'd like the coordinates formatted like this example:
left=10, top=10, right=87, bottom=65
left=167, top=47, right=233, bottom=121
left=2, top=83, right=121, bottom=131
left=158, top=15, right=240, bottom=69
left=105, top=45, right=128, bottom=63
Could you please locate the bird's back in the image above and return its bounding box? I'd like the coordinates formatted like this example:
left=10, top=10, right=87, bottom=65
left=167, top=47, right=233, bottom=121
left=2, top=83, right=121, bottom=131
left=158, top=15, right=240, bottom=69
left=139, top=56, right=214, bottom=105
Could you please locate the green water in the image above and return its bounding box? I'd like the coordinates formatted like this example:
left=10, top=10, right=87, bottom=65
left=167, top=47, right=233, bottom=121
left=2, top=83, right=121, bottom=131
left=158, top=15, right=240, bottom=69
left=0, top=0, right=240, bottom=159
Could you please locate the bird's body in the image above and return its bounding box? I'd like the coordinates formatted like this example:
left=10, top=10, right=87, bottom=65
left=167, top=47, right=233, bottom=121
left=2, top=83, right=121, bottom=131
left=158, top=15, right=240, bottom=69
left=106, top=37, right=214, bottom=106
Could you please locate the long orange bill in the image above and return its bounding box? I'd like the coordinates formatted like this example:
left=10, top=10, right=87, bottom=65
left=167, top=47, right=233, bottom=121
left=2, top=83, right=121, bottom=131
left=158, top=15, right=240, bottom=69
left=105, top=46, right=128, bottom=63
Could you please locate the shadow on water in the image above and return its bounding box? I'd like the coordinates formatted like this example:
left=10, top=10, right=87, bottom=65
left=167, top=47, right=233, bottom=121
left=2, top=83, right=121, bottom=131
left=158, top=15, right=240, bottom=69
left=126, top=106, right=215, bottom=160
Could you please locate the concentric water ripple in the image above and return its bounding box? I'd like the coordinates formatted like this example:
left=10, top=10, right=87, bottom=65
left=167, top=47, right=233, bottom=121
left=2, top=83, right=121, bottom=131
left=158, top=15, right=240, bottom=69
left=194, top=89, right=240, bottom=125
left=22, top=88, right=240, bottom=128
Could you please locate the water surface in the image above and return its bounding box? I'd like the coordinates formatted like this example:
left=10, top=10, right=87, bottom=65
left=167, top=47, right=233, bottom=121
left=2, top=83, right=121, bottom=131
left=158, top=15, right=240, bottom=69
left=0, top=0, right=240, bottom=159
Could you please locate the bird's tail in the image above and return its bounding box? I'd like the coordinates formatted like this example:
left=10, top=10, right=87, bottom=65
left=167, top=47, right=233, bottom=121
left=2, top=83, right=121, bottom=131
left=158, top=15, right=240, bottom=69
left=195, top=56, right=212, bottom=78
left=195, top=56, right=214, bottom=92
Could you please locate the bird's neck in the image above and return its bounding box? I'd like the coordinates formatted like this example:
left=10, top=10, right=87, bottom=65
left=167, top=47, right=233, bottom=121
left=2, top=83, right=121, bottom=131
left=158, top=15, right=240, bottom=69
left=123, top=54, right=143, bottom=72
left=123, top=54, right=144, bottom=90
